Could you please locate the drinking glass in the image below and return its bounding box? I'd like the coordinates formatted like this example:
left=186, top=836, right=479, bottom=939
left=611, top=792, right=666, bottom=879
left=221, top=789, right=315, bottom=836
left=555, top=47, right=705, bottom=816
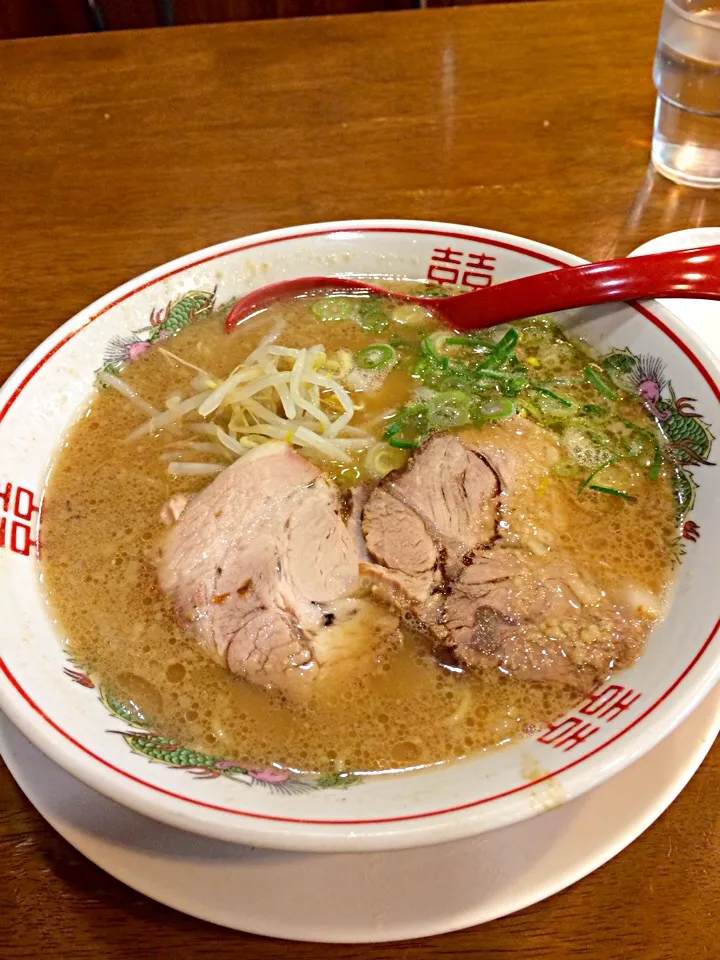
left=652, top=0, right=720, bottom=187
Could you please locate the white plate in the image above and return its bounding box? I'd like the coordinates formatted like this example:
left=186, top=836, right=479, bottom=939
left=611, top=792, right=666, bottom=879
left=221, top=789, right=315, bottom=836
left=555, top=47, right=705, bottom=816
left=629, top=227, right=720, bottom=362
left=1, top=692, right=717, bottom=943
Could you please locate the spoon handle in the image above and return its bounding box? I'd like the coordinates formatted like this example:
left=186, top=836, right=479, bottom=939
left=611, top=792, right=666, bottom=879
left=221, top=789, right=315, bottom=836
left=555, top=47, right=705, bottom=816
left=448, top=245, right=720, bottom=330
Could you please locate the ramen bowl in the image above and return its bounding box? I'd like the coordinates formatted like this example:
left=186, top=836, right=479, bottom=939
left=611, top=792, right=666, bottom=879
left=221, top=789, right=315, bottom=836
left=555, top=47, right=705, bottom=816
left=0, top=219, right=718, bottom=853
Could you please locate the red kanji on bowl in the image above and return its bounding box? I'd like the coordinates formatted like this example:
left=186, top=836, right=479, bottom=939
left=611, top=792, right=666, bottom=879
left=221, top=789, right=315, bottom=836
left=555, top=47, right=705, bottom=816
left=0, top=482, right=39, bottom=556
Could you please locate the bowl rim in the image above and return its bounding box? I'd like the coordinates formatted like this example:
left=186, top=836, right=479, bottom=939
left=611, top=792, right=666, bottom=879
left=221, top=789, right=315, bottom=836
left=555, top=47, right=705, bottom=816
left=1, top=217, right=719, bottom=851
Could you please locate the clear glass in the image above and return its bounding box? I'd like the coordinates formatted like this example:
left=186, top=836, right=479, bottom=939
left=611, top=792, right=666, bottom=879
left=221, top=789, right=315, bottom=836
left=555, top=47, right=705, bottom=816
left=652, top=0, right=720, bottom=187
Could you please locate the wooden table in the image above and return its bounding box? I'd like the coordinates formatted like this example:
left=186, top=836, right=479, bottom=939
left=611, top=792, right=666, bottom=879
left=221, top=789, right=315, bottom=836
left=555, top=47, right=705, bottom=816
left=0, top=0, right=718, bottom=955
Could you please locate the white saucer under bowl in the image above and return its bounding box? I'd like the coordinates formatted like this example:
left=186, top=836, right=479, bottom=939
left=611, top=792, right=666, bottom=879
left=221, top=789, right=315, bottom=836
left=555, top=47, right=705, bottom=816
left=1, top=692, right=717, bottom=943
left=629, top=227, right=720, bottom=362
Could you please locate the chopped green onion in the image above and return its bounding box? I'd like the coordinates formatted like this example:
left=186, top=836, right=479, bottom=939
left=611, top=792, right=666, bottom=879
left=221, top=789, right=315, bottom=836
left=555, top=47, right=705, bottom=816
left=587, top=483, right=636, bottom=501
left=420, top=335, right=449, bottom=368
left=477, top=328, right=519, bottom=371
left=311, top=296, right=357, bottom=322
left=355, top=343, right=397, bottom=370
left=584, top=365, right=618, bottom=400
left=515, top=396, right=544, bottom=421
left=478, top=396, right=515, bottom=420
left=529, top=385, right=574, bottom=407
left=439, top=373, right=473, bottom=392
left=475, top=368, right=523, bottom=382
left=623, top=421, right=663, bottom=480
left=357, top=297, right=390, bottom=332
left=428, top=391, right=471, bottom=430
left=383, top=404, right=429, bottom=449
left=578, top=456, right=618, bottom=493
left=649, top=443, right=662, bottom=480
left=445, top=335, right=494, bottom=350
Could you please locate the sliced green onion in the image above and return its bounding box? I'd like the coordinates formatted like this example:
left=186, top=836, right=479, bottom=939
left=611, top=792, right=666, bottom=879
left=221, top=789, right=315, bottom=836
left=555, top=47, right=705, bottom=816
left=475, top=368, right=523, bottom=382
left=364, top=441, right=407, bottom=477
left=622, top=420, right=663, bottom=480
left=477, top=328, right=519, bottom=371
left=445, top=335, right=494, bottom=350
left=649, top=443, right=662, bottom=480
left=587, top=483, right=636, bottom=501
left=578, top=456, right=618, bottom=493
left=420, top=335, right=449, bottom=368
left=439, top=372, right=473, bottom=392
left=355, top=343, right=397, bottom=370
left=529, top=385, right=574, bottom=407
left=387, top=436, right=420, bottom=449
left=479, top=396, right=515, bottom=420
left=411, top=357, right=429, bottom=378
left=310, top=296, right=357, bottom=322
left=428, top=391, right=471, bottom=430
left=383, top=404, right=428, bottom=449
left=357, top=297, right=390, bottom=332
left=584, top=364, right=618, bottom=400
left=515, top=396, right=544, bottom=421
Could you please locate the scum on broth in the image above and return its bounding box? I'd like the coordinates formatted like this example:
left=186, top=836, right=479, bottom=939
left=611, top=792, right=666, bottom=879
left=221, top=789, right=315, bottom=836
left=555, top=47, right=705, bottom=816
left=40, top=288, right=678, bottom=777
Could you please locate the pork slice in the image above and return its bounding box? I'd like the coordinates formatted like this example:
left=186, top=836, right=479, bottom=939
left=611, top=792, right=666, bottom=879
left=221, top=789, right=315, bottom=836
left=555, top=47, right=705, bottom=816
left=359, top=432, right=500, bottom=612
left=435, top=547, right=640, bottom=687
left=158, top=442, right=397, bottom=693
left=388, top=433, right=499, bottom=574
left=360, top=487, right=439, bottom=604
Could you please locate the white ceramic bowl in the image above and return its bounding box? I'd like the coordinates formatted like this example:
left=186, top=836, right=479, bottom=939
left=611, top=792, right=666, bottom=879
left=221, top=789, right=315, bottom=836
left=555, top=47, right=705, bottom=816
left=1, top=219, right=718, bottom=853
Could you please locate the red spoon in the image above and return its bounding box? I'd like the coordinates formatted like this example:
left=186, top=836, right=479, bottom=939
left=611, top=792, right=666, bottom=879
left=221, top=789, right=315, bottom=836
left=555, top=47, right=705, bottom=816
left=225, top=244, right=720, bottom=333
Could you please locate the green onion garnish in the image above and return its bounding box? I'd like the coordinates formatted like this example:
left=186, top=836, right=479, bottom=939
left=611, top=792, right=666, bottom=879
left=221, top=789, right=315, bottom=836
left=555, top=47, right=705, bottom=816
left=584, top=365, right=618, bottom=400
left=355, top=343, right=397, bottom=370
left=420, top=335, right=449, bottom=368
left=478, top=328, right=519, bottom=371
left=529, top=385, right=574, bottom=407
left=357, top=297, right=390, bottom=332
left=387, top=437, right=420, bottom=449
left=587, top=483, right=636, bottom=501
left=310, top=296, right=357, bottom=322
left=478, top=396, right=515, bottom=420
left=578, top=456, right=618, bottom=493
left=427, top=391, right=471, bottom=430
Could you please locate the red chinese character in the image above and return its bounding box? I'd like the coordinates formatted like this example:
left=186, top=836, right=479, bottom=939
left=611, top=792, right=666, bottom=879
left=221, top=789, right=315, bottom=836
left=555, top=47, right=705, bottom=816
left=431, top=246, right=464, bottom=265
left=461, top=252, right=496, bottom=289
left=579, top=684, right=642, bottom=723
left=538, top=716, right=599, bottom=752
left=0, top=482, right=11, bottom=513
left=13, top=486, right=39, bottom=521
left=9, top=521, right=36, bottom=557
left=427, top=246, right=465, bottom=286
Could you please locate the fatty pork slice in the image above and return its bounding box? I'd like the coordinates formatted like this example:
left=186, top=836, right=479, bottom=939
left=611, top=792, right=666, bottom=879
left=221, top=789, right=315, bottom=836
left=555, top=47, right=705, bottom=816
left=157, top=442, right=397, bottom=694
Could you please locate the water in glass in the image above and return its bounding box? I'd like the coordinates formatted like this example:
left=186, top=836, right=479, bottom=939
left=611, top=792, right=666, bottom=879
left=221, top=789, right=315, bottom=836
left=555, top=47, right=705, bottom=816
left=653, top=0, right=720, bottom=187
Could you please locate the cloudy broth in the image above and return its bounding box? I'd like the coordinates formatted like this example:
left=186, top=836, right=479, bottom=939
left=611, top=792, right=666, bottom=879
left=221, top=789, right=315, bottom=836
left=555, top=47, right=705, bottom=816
left=40, top=291, right=678, bottom=777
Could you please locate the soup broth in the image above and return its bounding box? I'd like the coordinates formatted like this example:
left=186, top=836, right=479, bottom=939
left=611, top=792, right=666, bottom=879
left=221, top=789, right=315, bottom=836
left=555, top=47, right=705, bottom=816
left=41, top=288, right=678, bottom=777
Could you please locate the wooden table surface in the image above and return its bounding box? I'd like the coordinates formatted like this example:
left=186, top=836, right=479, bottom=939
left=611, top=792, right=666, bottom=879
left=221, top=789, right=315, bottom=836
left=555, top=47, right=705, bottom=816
left=1, top=0, right=718, bottom=955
